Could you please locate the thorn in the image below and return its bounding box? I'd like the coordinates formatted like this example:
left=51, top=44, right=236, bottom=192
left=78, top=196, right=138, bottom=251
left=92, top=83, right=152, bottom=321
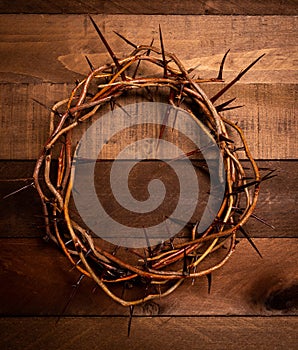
left=238, top=226, right=262, bottom=258
left=2, top=181, right=34, bottom=200
left=220, top=105, right=244, bottom=112
left=132, top=38, right=154, bottom=79
left=113, top=31, right=137, bottom=49
left=217, top=49, right=230, bottom=80
left=127, top=305, right=135, bottom=337
left=232, top=180, right=259, bottom=193
left=85, top=55, right=95, bottom=71
left=183, top=249, right=188, bottom=275
left=156, top=103, right=172, bottom=150
left=159, top=24, right=167, bottom=78
left=261, top=169, right=277, bottom=182
left=171, top=106, right=179, bottom=131
left=114, top=101, right=132, bottom=117
left=32, top=98, right=62, bottom=117
left=88, top=15, right=126, bottom=80
left=187, top=63, right=200, bottom=74
left=233, top=169, right=276, bottom=193
left=206, top=273, right=212, bottom=294
left=232, top=207, right=275, bottom=229
left=143, top=248, right=149, bottom=269
left=215, top=97, right=237, bottom=112
left=56, top=274, right=85, bottom=324
left=219, top=134, right=234, bottom=143
left=233, top=146, right=245, bottom=152
left=143, top=227, right=153, bottom=258
left=109, top=98, right=116, bottom=111
left=211, top=53, right=265, bottom=103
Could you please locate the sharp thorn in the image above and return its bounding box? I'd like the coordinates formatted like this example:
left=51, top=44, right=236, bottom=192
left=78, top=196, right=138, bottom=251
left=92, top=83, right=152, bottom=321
left=113, top=31, right=137, bottom=49
left=261, top=169, right=277, bottom=181
left=159, top=24, right=167, bottom=78
left=211, top=53, right=265, bottom=103
left=143, top=227, right=153, bottom=258
left=183, top=249, right=188, bottom=275
left=114, top=101, right=132, bottom=117
left=156, top=104, right=172, bottom=150
left=238, top=226, right=262, bottom=258
left=250, top=213, right=275, bottom=230
left=132, top=38, right=154, bottom=79
left=219, top=105, right=244, bottom=112
left=187, top=63, right=200, bottom=74
left=2, top=181, right=34, bottom=200
left=85, top=55, right=95, bottom=71
left=56, top=274, right=85, bottom=324
left=32, top=98, right=62, bottom=117
left=127, top=305, right=134, bottom=337
left=219, top=134, right=234, bottom=143
left=88, top=15, right=126, bottom=80
left=215, top=97, right=237, bottom=112
left=217, top=49, right=230, bottom=80
left=206, top=273, right=212, bottom=294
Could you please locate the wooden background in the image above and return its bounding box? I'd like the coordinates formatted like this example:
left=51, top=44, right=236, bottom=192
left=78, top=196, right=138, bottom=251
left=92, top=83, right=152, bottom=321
left=0, top=1, right=297, bottom=349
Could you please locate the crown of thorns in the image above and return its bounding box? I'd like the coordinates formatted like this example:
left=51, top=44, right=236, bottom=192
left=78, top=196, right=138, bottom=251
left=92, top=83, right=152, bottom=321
left=33, top=16, right=272, bottom=308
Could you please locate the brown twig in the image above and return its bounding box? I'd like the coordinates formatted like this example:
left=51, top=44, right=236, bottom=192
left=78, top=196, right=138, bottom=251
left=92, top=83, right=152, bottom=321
left=33, top=24, right=264, bottom=307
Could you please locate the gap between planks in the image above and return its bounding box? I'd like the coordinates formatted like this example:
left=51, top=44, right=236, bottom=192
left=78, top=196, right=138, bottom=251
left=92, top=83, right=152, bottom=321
left=0, top=238, right=297, bottom=317
left=0, top=316, right=297, bottom=350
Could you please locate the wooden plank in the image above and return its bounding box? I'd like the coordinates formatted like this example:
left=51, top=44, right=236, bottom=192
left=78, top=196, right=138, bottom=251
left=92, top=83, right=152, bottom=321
left=0, top=316, right=297, bottom=350
left=0, top=0, right=297, bottom=15
left=0, top=83, right=296, bottom=159
left=0, top=15, right=296, bottom=84
left=0, top=238, right=297, bottom=316
left=0, top=161, right=297, bottom=238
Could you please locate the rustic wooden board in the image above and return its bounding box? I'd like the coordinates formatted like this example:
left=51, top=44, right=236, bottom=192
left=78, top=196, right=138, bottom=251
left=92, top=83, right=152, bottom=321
left=0, top=15, right=296, bottom=84
left=0, top=0, right=297, bottom=15
left=0, top=161, right=297, bottom=238
left=0, top=316, right=297, bottom=350
left=0, top=238, right=297, bottom=316
left=0, top=83, right=296, bottom=159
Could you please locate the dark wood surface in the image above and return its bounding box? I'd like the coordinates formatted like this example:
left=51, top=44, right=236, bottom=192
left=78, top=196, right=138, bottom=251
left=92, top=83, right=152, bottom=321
left=0, top=161, right=297, bottom=238
left=0, top=237, right=297, bottom=317
left=0, top=317, right=297, bottom=350
left=0, top=0, right=297, bottom=15
left=0, top=4, right=297, bottom=350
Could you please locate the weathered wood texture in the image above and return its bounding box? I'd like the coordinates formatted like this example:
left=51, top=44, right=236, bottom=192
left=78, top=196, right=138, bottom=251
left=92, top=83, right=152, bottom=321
left=0, top=14, right=296, bottom=160
left=0, top=8, right=297, bottom=350
left=0, top=161, right=297, bottom=238
left=0, top=15, right=296, bottom=84
left=0, top=238, right=297, bottom=316
left=0, top=317, right=297, bottom=350
left=0, top=83, right=296, bottom=159
left=0, top=0, right=297, bottom=15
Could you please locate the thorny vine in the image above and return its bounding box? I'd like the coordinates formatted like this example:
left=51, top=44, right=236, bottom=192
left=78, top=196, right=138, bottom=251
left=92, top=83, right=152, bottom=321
left=32, top=16, right=272, bottom=309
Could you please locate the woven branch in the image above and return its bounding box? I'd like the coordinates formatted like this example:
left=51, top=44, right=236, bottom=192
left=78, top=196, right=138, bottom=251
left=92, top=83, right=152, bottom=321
left=33, top=20, right=263, bottom=307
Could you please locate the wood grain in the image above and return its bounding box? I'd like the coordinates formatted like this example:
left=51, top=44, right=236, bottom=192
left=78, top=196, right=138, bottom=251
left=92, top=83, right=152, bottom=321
left=0, top=83, right=296, bottom=160
left=0, top=15, right=296, bottom=84
left=0, top=238, right=297, bottom=317
left=0, top=316, right=297, bottom=350
left=0, top=161, right=297, bottom=238
left=0, top=0, right=297, bottom=15
left=0, top=6, right=296, bottom=350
